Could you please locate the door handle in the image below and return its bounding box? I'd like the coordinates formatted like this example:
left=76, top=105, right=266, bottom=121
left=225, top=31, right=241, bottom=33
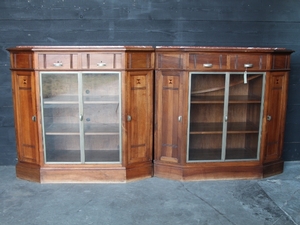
left=79, top=114, right=83, bottom=121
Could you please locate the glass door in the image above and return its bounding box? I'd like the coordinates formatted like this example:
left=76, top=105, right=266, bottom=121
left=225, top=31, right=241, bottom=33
left=41, top=73, right=80, bottom=163
left=82, top=72, right=121, bottom=163
left=225, top=72, right=265, bottom=160
left=187, top=73, right=226, bottom=161
left=40, top=72, right=121, bottom=164
left=187, top=72, right=265, bottom=162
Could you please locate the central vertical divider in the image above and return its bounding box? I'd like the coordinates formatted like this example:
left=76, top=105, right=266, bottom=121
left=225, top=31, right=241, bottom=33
left=222, top=72, right=230, bottom=161
left=78, top=72, right=85, bottom=163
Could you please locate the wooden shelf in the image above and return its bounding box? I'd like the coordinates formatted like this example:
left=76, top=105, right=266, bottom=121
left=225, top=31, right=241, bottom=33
left=189, top=147, right=257, bottom=161
left=43, top=95, right=119, bottom=104
left=190, top=95, right=261, bottom=104
left=46, top=150, right=120, bottom=163
left=45, top=123, right=119, bottom=135
left=189, top=122, right=259, bottom=134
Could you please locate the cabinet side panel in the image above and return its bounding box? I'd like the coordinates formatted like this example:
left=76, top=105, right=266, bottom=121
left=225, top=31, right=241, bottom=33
left=156, top=71, right=183, bottom=163
left=264, top=72, right=288, bottom=162
left=127, top=71, right=153, bottom=164
left=14, top=71, right=39, bottom=164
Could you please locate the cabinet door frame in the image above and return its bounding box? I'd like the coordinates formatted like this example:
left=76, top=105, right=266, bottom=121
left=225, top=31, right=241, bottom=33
left=187, top=71, right=266, bottom=163
left=39, top=71, right=122, bottom=164
left=124, top=70, right=153, bottom=165
left=12, top=71, right=40, bottom=164
left=154, top=70, right=188, bottom=164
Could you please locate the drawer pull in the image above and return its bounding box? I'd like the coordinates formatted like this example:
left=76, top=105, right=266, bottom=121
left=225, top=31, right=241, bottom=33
left=267, top=115, right=272, bottom=121
left=53, top=61, right=63, bottom=67
left=203, top=63, right=213, bottom=68
left=244, top=64, right=253, bottom=68
left=127, top=115, right=132, bottom=122
left=97, top=62, right=107, bottom=67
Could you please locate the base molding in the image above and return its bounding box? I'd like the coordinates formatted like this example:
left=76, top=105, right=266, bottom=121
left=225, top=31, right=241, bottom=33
left=154, top=161, right=263, bottom=181
left=15, top=160, right=284, bottom=183
left=16, top=161, right=152, bottom=183
left=263, top=160, right=284, bottom=178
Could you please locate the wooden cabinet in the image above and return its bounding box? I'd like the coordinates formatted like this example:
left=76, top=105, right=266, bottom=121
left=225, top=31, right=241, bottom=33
left=8, top=46, right=154, bottom=183
left=154, top=46, right=293, bottom=181
left=9, top=45, right=293, bottom=182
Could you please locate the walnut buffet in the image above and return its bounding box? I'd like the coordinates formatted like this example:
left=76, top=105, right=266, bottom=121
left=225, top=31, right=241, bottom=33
left=8, top=46, right=154, bottom=183
left=154, top=46, right=293, bottom=181
left=8, top=46, right=293, bottom=182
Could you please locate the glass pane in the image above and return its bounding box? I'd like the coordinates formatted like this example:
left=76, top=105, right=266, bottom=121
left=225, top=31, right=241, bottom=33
left=85, top=135, right=120, bottom=162
left=41, top=73, right=79, bottom=102
left=45, top=135, right=80, bottom=162
left=82, top=73, right=120, bottom=163
left=226, top=73, right=263, bottom=160
left=41, top=73, right=80, bottom=163
left=188, top=73, right=225, bottom=161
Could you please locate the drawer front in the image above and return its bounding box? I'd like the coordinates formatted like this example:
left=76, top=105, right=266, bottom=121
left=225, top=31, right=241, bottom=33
left=156, top=53, right=185, bottom=69
left=38, top=54, right=78, bottom=69
left=229, top=54, right=267, bottom=70
left=189, top=53, right=227, bottom=70
left=84, top=53, right=123, bottom=69
left=127, top=52, right=154, bottom=69
left=272, top=54, right=291, bottom=69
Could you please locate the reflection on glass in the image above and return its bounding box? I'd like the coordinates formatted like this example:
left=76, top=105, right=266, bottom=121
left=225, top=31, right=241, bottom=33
left=83, top=73, right=120, bottom=163
left=226, top=74, right=263, bottom=160
left=188, top=73, right=226, bottom=161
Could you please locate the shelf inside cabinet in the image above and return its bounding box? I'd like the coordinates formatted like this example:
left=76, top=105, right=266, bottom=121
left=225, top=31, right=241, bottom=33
left=45, top=123, right=80, bottom=135
left=45, top=123, right=119, bottom=135
left=83, top=95, right=119, bottom=104
left=227, top=122, right=259, bottom=133
left=190, top=122, right=223, bottom=134
left=84, top=123, right=119, bottom=135
left=228, top=95, right=261, bottom=103
left=46, top=150, right=120, bottom=163
left=226, top=148, right=257, bottom=160
left=190, top=95, right=261, bottom=104
left=43, top=95, right=119, bottom=104
left=189, top=149, right=221, bottom=161
left=190, top=122, right=259, bottom=134
left=188, top=147, right=257, bottom=161
left=43, top=95, right=79, bottom=104
left=190, top=96, right=224, bottom=104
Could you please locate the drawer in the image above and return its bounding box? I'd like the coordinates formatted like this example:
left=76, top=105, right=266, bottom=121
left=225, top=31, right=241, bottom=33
left=127, top=52, right=154, bottom=69
left=229, top=54, right=267, bottom=70
left=189, top=53, right=227, bottom=70
left=156, top=53, right=185, bottom=69
left=272, top=54, right=290, bottom=69
left=38, top=54, right=78, bottom=69
left=82, top=53, right=123, bottom=69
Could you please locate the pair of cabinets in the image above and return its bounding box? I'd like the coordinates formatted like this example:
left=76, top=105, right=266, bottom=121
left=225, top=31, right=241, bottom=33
left=8, top=46, right=293, bottom=183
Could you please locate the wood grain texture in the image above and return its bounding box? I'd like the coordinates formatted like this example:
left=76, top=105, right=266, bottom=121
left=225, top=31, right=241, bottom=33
left=1, top=0, right=300, bottom=167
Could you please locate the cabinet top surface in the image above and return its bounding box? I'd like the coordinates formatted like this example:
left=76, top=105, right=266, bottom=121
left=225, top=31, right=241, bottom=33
left=7, top=46, right=294, bottom=53
left=155, top=46, right=294, bottom=53
left=7, top=46, right=154, bottom=52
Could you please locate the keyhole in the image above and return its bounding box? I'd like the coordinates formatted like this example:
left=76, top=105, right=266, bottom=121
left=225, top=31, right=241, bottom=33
left=168, top=79, right=173, bottom=84
left=136, top=78, right=141, bottom=84
left=276, top=79, right=279, bottom=84
left=23, top=79, right=27, bottom=84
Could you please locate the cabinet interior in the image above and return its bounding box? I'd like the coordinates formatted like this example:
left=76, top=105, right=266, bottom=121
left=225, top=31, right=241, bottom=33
left=40, top=72, right=121, bottom=164
left=188, top=72, right=265, bottom=162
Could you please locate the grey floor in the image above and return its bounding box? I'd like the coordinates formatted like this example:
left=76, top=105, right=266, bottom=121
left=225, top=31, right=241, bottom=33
left=1, top=162, right=299, bottom=225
